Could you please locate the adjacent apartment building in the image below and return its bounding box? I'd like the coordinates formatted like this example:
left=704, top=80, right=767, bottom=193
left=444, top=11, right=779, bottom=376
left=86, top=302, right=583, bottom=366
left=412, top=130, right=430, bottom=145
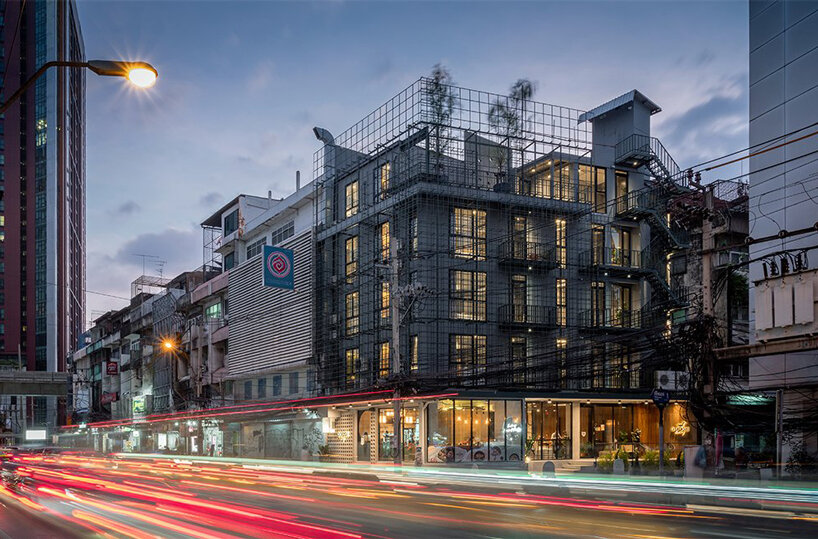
left=748, top=0, right=818, bottom=466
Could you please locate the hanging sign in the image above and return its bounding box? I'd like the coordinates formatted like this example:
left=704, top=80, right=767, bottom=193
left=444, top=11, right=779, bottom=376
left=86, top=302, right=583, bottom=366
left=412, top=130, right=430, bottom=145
left=262, top=246, right=294, bottom=289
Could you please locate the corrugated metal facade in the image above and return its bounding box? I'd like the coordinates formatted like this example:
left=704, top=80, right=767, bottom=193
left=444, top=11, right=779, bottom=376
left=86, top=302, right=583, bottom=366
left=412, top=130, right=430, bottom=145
left=227, top=231, right=313, bottom=376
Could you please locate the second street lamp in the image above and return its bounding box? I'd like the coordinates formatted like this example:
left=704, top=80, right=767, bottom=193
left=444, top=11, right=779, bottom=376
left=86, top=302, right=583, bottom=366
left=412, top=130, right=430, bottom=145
left=0, top=58, right=158, bottom=115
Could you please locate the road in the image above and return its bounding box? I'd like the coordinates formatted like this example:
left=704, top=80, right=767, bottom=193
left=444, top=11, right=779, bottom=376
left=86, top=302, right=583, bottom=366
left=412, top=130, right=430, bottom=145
left=1, top=453, right=817, bottom=538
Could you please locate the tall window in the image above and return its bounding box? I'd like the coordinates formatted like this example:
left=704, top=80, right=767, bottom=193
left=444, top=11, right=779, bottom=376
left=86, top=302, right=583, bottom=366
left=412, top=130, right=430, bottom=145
left=594, top=167, right=607, bottom=213
left=511, top=274, right=527, bottom=323
left=450, top=270, right=487, bottom=321
left=615, top=171, right=628, bottom=213
left=345, top=292, right=359, bottom=335
left=409, top=213, right=418, bottom=256
left=451, top=207, right=486, bottom=259
left=512, top=216, right=527, bottom=259
left=223, top=210, right=239, bottom=236
left=530, top=164, right=551, bottom=198
left=410, top=335, right=419, bottom=372
left=379, top=162, right=391, bottom=199
left=555, top=219, right=566, bottom=268
left=379, top=221, right=390, bottom=262
left=378, top=342, right=390, bottom=378
left=246, top=236, right=266, bottom=259
left=556, top=278, right=567, bottom=326
left=555, top=162, right=573, bottom=201
left=345, top=348, right=359, bottom=387
left=450, top=335, right=487, bottom=382
left=556, top=338, right=568, bottom=388
left=592, top=224, right=604, bottom=265
left=579, top=164, right=592, bottom=204
left=511, top=336, right=526, bottom=384
left=380, top=281, right=390, bottom=320
left=345, top=236, right=358, bottom=281
left=591, top=281, right=605, bottom=326
left=345, top=180, right=359, bottom=217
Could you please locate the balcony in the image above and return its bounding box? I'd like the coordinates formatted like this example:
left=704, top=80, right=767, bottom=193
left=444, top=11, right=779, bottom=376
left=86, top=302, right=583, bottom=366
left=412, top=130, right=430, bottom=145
left=579, top=247, right=647, bottom=277
left=499, top=240, right=557, bottom=270
left=577, top=308, right=642, bottom=331
left=498, top=304, right=557, bottom=329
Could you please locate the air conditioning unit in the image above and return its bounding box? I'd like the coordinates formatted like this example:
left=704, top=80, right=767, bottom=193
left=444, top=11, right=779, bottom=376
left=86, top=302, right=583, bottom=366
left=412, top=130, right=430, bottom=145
left=655, top=370, right=687, bottom=391
left=330, top=314, right=339, bottom=325
left=330, top=275, right=340, bottom=285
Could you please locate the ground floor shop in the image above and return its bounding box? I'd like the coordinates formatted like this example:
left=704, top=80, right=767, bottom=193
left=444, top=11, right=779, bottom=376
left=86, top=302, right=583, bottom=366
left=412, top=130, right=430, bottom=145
left=61, top=394, right=699, bottom=466
left=324, top=395, right=698, bottom=465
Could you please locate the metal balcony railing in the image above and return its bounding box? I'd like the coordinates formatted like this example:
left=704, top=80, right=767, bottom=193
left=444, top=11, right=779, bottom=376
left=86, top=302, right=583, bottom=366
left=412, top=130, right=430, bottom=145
left=498, top=304, right=556, bottom=326
left=614, top=134, right=683, bottom=184
left=582, top=247, right=645, bottom=270
left=499, top=240, right=556, bottom=265
left=578, top=308, right=642, bottom=329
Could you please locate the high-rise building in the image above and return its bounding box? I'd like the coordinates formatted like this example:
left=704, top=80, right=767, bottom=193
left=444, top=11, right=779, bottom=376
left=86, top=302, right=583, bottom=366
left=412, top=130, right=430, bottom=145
left=0, top=0, right=85, bottom=374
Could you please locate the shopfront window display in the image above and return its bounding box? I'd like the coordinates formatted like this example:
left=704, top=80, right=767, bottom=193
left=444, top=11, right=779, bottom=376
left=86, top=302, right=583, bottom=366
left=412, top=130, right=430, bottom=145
left=427, top=399, right=522, bottom=463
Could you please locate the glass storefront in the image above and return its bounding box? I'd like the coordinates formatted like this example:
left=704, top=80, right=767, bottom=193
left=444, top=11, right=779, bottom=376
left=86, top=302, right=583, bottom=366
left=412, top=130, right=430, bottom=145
left=526, top=402, right=571, bottom=459
left=377, top=408, right=418, bottom=462
left=427, top=399, right=522, bottom=463
left=579, top=402, right=697, bottom=458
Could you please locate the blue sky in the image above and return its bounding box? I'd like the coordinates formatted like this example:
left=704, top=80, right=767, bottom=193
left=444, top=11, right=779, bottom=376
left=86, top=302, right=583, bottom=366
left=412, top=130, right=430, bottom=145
left=80, top=0, right=749, bottom=324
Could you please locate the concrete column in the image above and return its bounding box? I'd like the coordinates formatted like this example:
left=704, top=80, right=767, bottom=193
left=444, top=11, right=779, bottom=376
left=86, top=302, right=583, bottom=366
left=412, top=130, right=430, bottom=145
left=571, top=401, right=581, bottom=460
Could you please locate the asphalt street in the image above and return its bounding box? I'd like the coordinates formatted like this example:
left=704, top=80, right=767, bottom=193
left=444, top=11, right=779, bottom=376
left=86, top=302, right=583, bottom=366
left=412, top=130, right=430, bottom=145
left=1, top=453, right=817, bottom=538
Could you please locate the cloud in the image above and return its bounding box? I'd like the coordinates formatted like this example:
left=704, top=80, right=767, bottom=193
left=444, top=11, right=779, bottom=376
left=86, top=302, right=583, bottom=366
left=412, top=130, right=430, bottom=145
left=247, top=60, right=275, bottom=92
left=199, top=192, right=222, bottom=207
left=110, top=200, right=141, bottom=217
left=110, top=227, right=201, bottom=271
left=86, top=227, right=204, bottom=322
left=368, top=57, right=394, bottom=82
left=653, top=73, right=748, bottom=172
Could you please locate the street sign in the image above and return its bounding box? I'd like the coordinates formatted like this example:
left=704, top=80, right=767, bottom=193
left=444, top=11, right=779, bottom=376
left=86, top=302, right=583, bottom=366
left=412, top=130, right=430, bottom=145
left=106, top=361, right=118, bottom=375
left=651, top=388, right=670, bottom=406
left=262, top=246, right=294, bottom=289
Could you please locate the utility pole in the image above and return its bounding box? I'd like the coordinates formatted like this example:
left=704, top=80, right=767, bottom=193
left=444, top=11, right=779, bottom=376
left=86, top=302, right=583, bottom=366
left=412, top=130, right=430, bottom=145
left=390, top=236, right=402, bottom=467
left=701, top=183, right=715, bottom=318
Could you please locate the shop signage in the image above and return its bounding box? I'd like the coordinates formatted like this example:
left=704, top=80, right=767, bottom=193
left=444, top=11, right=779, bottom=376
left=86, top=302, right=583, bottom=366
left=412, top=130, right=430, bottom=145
left=106, top=361, right=118, bottom=375
left=101, top=391, right=118, bottom=404
left=651, top=388, right=670, bottom=406
left=132, top=395, right=146, bottom=418
left=262, top=246, right=294, bottom=289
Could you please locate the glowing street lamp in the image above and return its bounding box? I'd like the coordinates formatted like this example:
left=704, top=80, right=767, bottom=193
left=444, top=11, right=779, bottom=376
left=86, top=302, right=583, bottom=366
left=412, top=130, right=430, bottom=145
left=86, top=60, right=158, bottom=88
left=0, top=58, right=159, bottom=115
left=162, top=340, right=176, bottom=351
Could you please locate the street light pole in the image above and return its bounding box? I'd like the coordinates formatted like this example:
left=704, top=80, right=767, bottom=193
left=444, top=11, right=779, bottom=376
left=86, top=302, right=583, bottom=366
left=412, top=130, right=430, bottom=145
left=0, top=59, right=158, bottom=115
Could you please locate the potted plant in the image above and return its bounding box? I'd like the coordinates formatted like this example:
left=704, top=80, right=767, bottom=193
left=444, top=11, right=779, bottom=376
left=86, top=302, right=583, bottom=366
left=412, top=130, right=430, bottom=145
left=317, top=444, right=331, bottom=463
left=525, top=438, right=536, bottom=460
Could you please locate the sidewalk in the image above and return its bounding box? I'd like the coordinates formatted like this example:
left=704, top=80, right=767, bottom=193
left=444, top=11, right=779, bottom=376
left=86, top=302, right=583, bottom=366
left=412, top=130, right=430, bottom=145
left=119, top=452, right=818, bottom=516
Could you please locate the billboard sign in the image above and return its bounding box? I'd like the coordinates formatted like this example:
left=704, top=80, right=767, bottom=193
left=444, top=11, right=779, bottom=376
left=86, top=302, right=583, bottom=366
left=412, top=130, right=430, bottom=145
left=262, top=246, right=294, bottom=290
left=132, top=395, right=146, bottom=418
left=106, top=361, right=118, bottom=376
left=101, top=392, right=118, bottom=405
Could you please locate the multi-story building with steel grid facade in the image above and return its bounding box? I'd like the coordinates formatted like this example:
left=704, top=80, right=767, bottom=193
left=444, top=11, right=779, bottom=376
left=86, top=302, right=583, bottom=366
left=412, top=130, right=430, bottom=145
left=312, top=80, right=699, bottom=464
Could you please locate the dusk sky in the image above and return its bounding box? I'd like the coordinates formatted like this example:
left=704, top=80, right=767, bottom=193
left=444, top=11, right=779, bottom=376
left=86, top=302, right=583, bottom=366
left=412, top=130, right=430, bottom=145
left=79, top=0, right=749, bottom=326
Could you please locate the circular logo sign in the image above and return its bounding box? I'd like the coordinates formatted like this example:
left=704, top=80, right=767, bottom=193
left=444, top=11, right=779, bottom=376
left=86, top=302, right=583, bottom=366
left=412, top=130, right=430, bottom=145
left=266, top=251, right=291, bottom=279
